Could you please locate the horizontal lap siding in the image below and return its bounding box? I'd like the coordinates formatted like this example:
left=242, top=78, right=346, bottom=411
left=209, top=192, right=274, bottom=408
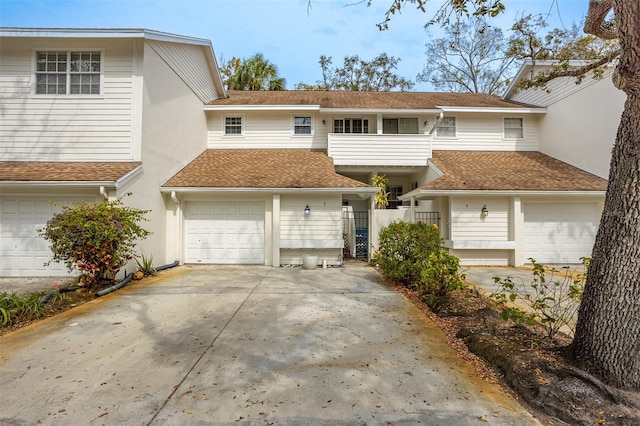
left=450, top=197, right=509, bottom=241
left=0, top=38, right=134, bottom=161
left=208, top=111, right=328, bottom=149
left=280, top=195, right=342, bottom=241
left=432, top=113, right=539, bottom=151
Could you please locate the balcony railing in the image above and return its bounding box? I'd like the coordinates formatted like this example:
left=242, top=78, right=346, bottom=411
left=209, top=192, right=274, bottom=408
left=328, top=133, right=432, bottom=166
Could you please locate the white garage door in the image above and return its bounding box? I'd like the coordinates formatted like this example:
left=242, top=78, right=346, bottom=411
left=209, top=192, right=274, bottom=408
left=184, top=201, right=265, bottom=264
left=0, top=196, right=92, bottom=276
left=524, top=202, right=599, bottom=264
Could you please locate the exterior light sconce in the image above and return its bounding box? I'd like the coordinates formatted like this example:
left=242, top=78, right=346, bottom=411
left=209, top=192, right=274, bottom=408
left=304, top=204, right=311, bottom=216
left=481, top=205, right=489, bottom=220
left=322, top=119, right=326, bottom=125
left=423, top=120, right=428, bottom=127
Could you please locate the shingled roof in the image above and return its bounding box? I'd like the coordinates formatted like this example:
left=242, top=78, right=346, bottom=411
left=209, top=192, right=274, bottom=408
left=207, top=90, right=536, bottom=110
left=162, top=149, right=372, bottom=189
left=0, top=162, right=142, bottom=183
left=413, top=151, right=607, bottom=192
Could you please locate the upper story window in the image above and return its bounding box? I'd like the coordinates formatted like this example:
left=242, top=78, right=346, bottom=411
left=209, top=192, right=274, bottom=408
left=293, top=116, right=312, bottom=135
left=224, top=116, right=243, bottom=135
left=383, top=118, right=418, bottom=134
left=334, top=118, right=369, bottom=134
left=35, top=51, right=101, bottom=95
left=436, top=117, right=456, bottom=137
left=504, top=117, right=524, bottom=139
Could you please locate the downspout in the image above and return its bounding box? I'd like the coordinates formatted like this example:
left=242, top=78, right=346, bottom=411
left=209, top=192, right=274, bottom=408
left=428, top=112, right=444, bottom=136
left=99, top=186, right=109, bottom=200
left=171, top=191, right=182, bottom=265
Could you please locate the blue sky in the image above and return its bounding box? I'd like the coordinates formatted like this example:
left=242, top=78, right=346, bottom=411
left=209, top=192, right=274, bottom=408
left=0, top=0, right=590, bottom=90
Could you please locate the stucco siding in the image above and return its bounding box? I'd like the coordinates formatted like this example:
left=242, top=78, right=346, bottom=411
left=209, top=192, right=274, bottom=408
left=431, top=113, right=539, bottom=151
left=0, top=38, right=135, bottom=160
left=207, top=111, right=328, bottom=149
left=126, top=43, right=212, bottom=267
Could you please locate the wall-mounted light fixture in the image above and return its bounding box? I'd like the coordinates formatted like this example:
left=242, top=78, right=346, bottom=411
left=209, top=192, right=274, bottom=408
left=304, top=204, right=311, bottom=216
left=322, top=119, right=326, bottom=125
left=481, top=205, right=489, bottom=219
left=423, top=120, right=429, bottom=127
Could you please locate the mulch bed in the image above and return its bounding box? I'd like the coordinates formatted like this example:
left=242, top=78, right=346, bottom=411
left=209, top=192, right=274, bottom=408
left=395, top=283, right=640, bottom=425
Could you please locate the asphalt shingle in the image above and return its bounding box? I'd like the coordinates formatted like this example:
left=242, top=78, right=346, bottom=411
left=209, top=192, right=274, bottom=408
left=419, top=151, right=608, bottom=192
left=0, top=162, right=142, bottom=182
left=162, top=149, right=371, bottom=189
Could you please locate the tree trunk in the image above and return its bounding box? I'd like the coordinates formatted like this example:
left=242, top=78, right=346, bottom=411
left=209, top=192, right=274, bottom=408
left=573, top=1, right=640, bottom=390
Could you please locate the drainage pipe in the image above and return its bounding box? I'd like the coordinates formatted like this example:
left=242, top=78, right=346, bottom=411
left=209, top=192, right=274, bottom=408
left=95, top=273, right=134, bottom=297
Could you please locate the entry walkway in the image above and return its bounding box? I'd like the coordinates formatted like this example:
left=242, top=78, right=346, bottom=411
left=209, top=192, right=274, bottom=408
left=1, top=263, right=540, bottom=425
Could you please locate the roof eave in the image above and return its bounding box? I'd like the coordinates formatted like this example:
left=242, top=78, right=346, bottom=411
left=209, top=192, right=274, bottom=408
left=437, top=106, right=546, bottom=114
left=161, top=187, right=378, bottom=197
left=399, top=189, right=606, bottom=200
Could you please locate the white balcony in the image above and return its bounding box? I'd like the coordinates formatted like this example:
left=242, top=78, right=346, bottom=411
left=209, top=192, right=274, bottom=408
left=328, top=133, right=432, bottom=166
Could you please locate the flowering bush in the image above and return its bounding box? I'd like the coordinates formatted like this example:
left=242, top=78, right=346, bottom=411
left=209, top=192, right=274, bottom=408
left=39, top=198, right=150, bottom=287
left=377, top=221, right=463, bottom=300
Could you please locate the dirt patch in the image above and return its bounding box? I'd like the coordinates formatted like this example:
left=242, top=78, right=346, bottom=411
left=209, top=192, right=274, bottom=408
left=396, top=283, right=640, bottom=425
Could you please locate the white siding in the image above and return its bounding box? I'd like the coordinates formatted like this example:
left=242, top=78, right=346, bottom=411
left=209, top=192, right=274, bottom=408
left=208, top=111, right=328, bottom=149
left=280, top=194, right=342, bottom=241
left=0, top=38, right=135, bottom=161
left=328, top=134, right=430, bottom=166
left=450, top=197, right=509, bottom=241
left=148, top=40, right=219, bottom=103
left=537, top=76, right=624, bottom=179
left=431, top=113, right=539, bottom=151
left=509, top=69, right=615, bottom=107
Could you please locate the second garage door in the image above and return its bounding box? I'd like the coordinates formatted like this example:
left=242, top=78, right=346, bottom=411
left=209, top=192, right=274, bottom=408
left=184, top=201, right=265, bottom=264
left=524, top=202, right=599, bottom=264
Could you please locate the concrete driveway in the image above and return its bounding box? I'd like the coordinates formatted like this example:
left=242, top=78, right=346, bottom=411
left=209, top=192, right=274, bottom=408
left=1, top=263, right=540, bottom=425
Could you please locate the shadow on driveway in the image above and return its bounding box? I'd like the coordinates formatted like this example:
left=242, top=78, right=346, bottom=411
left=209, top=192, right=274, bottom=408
left=1, top=263, right=541, bottom=425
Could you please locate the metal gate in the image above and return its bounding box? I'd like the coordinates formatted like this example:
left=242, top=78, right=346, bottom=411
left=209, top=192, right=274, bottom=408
left=342, top=210, right=369, bottom=259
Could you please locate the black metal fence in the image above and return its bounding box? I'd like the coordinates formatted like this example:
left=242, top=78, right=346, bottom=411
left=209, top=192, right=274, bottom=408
left=342, top=210, right=369, bottom=258
left=415, top=211, right=441, bottom=228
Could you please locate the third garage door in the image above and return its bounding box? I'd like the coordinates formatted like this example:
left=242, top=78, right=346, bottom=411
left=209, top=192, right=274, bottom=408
left=524, top=202, right=599, bottom=264
left=184, top=201, right=264, bottom=264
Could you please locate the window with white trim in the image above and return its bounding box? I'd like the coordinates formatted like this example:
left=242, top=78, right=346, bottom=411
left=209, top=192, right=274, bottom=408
left=504, top=117, right=524, bottom=139
left=333, top=118, right=369, bottom=134
left=35, top=51, right=101, bottom=95
left=436, top=117, right=456, bottom=137
left=293, top=116, right=312, bottom=135
left=224, top=116, right=243, bottom=135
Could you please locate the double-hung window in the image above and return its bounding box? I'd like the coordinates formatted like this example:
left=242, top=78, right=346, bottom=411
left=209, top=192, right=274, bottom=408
left=436, top=117, right=456, bottom=137
left=504, top=117, right=524, bottom=139
left=293, top=116, right=312, bottom=135
left=387, top=185, right=403, bottom=209
left=224, top=116, right=243, bottom=135
left=35, top=51, right=101, bottom=95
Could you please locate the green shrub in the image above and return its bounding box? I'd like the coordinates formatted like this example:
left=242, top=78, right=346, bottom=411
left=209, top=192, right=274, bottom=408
left=135, top=253, right=157, bottom=276
left=0, top=291, right=48, bottom=328
left=490, top=257, right=588, bottom=339
left=39, top=197, right=150, bottom=287
left=377, top=221, right=463, bottom=301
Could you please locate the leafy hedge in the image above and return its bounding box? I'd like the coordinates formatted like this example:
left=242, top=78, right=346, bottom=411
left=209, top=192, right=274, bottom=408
left=376, top=221, right=464, bottom=301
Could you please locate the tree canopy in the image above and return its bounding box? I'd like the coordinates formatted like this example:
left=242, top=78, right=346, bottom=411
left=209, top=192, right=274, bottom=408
left=418, top=17, right=515, bottom=94
left=220, top=53, right=286, bottom=91
left=296, top=53, right=414, bottom=91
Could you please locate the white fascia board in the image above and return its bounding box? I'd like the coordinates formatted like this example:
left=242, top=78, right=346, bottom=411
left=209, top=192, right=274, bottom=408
left=436, top=106, right=547, bottom=114
left=319, top=108, right=442, bottom=115
left=400, top=189, right=605, bottom=200
left=0, top=28, right=211, bottom=46
left=0, top=181, right=117, bottom=188
left=161, top=187, right=378, bottom=196
left=204, top=105, right=320, bottom=111
left=115, top=165, right=143, bottom=189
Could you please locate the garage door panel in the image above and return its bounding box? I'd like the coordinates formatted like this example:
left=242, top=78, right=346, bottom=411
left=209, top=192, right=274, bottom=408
left=1, top=196, right=93, bottom=276
left=524, top=202, right=598, bottom=264
left=184, top=201, right=265, bottom=264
